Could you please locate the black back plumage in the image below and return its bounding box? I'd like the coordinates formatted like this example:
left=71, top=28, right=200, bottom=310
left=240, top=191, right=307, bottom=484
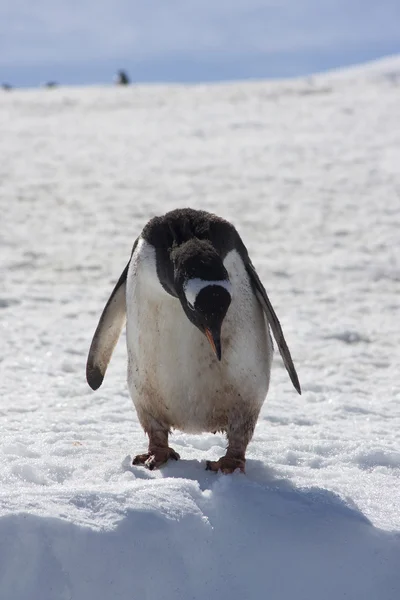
left=141, top=208, right=240, bottom=297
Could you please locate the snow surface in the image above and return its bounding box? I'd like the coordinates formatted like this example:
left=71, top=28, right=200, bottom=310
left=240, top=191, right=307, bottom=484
left=1, top=58, right=400, bottom=599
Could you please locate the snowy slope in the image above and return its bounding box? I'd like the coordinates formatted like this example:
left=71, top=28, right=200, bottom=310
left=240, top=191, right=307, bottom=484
left=1, top=58, right=400, bottom=599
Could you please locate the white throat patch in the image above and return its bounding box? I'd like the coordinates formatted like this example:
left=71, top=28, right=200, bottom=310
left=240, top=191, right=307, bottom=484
left=183, top=278, right=232, bottom=308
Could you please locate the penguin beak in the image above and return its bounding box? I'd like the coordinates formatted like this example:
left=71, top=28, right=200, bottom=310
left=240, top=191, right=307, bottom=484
left=205, top=327, right=222, bottom=361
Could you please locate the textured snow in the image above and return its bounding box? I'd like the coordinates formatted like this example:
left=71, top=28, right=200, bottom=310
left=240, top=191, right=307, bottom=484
left=1, top=58, right=400, bottom=599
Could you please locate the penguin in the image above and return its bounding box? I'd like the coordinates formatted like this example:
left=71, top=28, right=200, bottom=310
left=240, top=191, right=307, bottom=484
left=86, top=208, right=301, bottom=473
left=115, top=70, right=130, bottom=85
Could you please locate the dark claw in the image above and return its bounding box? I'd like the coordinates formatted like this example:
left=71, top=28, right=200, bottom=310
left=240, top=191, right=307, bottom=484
left=132, top=447, right=180, bottom=470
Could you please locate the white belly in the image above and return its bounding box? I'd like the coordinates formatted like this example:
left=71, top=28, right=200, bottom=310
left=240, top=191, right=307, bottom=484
left=126, top=242, right=272, bottom=433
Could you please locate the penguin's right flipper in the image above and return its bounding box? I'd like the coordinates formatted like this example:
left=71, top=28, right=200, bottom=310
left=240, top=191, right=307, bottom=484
left=86, top=262, right=129, bottom=390
left=245, top=259, right=301, bottom=395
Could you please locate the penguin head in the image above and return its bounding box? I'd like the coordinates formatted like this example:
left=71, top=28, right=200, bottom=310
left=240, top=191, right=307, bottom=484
left=171, top=239, right=232, bottom=360
left=181, top=279, right=232, bottom=360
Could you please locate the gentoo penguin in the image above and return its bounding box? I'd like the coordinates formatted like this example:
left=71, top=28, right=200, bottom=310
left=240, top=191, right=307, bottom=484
left=86, top=208, right=300, bottom=473
left=115, top=69, right=130, bottom=85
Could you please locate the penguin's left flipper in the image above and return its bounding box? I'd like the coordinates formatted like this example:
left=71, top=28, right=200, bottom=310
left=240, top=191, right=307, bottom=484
left=245, top=260, right=301, bottom=395
left=86, top=261, right=130, bottom=390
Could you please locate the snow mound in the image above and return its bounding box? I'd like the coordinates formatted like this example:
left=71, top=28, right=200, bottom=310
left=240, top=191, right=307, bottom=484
left=1, top=473, right=399, bottom=600
left=317, top=53, right=400, bottom=85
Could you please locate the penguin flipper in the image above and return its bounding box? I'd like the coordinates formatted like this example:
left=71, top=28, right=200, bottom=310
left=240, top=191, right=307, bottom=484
left=245, top=260, right=301, bottom=395
left=86, top=262, right=129, bottom=390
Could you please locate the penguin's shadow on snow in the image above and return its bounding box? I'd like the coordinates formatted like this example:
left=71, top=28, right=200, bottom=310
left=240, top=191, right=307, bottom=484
left=157, top=457, right=289, bottom=491
left=124, top=455, right=370, bottom=524
left=124, top=454, right=278, bottom=488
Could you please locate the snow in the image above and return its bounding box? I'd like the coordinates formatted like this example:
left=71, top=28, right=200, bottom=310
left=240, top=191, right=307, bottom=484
left=1, top=58, right=400, bottom=599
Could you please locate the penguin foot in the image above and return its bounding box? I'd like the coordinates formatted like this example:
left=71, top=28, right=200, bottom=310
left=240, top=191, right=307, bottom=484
left=132, top=447, right=180, bottom=470
left=206, top=456, right=246, bottom=474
